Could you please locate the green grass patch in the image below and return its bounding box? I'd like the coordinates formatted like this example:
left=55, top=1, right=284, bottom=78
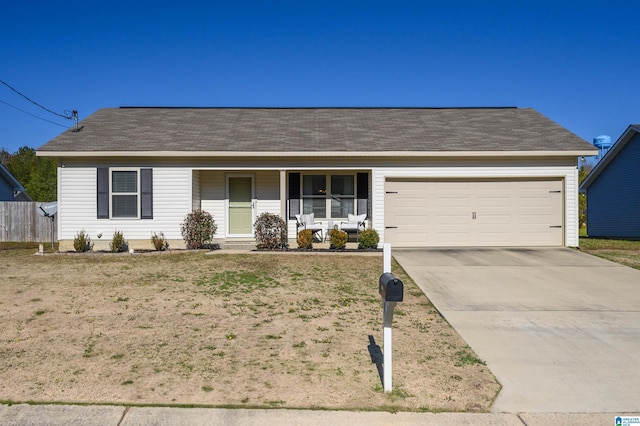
left=579, top=238, right=640, bottom=250
left=579, top=238, right=640, bottom=270
left=455, top=347, right=486, bottom=367
left=194, top=271, right=280, bottom=294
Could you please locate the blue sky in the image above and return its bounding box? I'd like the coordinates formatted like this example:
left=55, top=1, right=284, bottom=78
left=1, top=1, right=638, bottom=154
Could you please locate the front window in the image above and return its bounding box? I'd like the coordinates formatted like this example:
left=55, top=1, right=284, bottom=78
left=302, top=175, right=326, bottom=217
left=112, top=170, right=138, bottom=218
left=330, top=175, right=354, bottom=217
left=301, top=174, right=355, bottom=219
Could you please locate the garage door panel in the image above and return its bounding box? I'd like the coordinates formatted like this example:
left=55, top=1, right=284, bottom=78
left=479, top=214, right=512, bottom=224
left=435, top=232, right=473, bottom=246
left=385, top=179, right=564, bottom=247
left=520, top=213, right=553, bottom=224
left=478, top=198, right=511, bottom=208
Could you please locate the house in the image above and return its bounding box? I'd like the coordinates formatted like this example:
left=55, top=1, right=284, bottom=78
left=579, top=125, right=640, bottom=239
left=36, top=107, right=596, bottom=251
left=0, top=163, right=31, bottom=201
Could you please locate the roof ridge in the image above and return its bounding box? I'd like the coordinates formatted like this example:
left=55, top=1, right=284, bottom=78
left=117, top=106, right=520, bottom=110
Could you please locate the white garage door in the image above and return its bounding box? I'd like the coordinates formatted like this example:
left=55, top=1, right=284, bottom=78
left=384, top=179, right=564, bottom=247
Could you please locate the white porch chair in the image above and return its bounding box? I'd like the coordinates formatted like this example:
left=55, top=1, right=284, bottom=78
left=340, top=213, right=367, bottom=240
left=295, top=213, right=324, bottom=242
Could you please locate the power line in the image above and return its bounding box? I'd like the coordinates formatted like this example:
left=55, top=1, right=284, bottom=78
left=0, top=98, right=69, bottom=128
left=0, top=79, right=73, bottom=120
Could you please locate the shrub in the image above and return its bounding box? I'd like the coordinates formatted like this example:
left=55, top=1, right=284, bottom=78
left=254, top=213, right=288, bottom=250
left=358, top=228, right=380, bottom=249
left=110, top=230, right=127, bottom=253
left=151, top=232, right=168, bottom=251
left=296, top=229, right=313, bottom=250
left=181, top=210, right=218, bottom=249
left=73, top=229, right=91, bottom=252
left=328, top=226, right=348, bottom=250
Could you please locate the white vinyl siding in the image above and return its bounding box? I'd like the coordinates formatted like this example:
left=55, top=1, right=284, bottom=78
left=200, top=171, right=226, bottom=237
left=192, top=170, right=201, bottom=211
left=58, top=166, right=191, bottom=242
left=55, top=158, right=581, bottom=248
left=255, top=171, right=281, bottom=217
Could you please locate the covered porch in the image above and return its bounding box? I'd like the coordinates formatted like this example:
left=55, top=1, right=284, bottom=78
left=193, top=169, right=371, bottom=244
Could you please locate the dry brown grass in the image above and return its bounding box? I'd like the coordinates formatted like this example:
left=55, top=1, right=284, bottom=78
left=579, top=238, right=640, bottom=270
left=0, top=249, right=499, bottom=412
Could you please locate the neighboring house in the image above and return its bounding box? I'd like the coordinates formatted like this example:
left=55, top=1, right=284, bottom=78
left=580, top=125, right=640, bottom=239
left=0, top=163, right=31, bottom=201
left=36, top=107, right=596, bottom=251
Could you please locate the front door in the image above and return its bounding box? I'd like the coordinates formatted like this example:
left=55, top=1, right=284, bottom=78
left=228, top=176, right=254, bottom=236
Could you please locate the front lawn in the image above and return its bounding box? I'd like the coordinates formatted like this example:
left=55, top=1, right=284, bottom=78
left=0, top=250, right=499, bottom=412
left=579, top=238, right=640, bottom=270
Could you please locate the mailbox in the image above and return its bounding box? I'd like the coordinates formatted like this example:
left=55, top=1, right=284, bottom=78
left=379, top=273, right=404, bottom=302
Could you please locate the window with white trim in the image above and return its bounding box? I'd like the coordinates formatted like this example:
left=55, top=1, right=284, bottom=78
left=111, top=170, right=138, bottom=218
left=301, top=174, right=355, bottom=219
left=97, top=168, right=153, bottom=220
left=330, top=175, right=355, bottom=218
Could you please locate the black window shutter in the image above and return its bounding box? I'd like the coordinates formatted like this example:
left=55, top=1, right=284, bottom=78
left=357, top=172, right=368, bottom=216
left=97, top=168, right=109, bottom=219
left=288, top=172, right=300, bottom=219
left=140, top=168, right=153, bottom=219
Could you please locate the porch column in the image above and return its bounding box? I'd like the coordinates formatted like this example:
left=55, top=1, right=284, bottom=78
left=280, top=169, right=287, bottom=219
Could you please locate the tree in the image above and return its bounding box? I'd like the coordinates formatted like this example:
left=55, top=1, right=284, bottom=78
left=0, top=148, right=11, bottom=165
left=29, top=158, right=57, bottom=201
left=578, top=165, right=592, bottom=228
left=4, top=146, right=57, bottom=202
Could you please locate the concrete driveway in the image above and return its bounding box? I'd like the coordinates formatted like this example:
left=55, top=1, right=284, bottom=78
left=393, top=247, right=640, bottom=413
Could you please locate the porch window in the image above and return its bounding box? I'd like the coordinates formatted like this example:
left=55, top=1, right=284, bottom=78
left=302, top=175, right=326, bottom=218
left=330, top=175, right=355, bottom=218
left=300, top=174, right=356, bottom=219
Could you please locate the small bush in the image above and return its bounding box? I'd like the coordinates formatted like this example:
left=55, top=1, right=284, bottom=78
left=73, top=230, right=91, bottom=252
left=358, top=228, right=380, bottom=249
left=296, top=229, right=313, bottom=250
left=110, top=230, right=127, bottom=253
left=254, top=213, right=288, bottom=250
left=151, top=232, right=168, bottom=251
left=328, top=227, right=348, bottom=250
left=181, top=210, right=218, bottom=249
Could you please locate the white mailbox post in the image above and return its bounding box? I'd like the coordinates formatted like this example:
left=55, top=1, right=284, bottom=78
left=380, top=243, right=403, bottom=393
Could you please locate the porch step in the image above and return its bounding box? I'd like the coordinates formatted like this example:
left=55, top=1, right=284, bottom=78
left=220, top=240, right=256, bottom=251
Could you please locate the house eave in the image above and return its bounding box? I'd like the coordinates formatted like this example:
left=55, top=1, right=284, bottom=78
left=37, top=150, right=598, bottom=158
left=0, top=163, right=26, bottom=192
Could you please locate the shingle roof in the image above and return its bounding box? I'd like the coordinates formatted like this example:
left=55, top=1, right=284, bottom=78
left=37, top=107, right=595, bottom=154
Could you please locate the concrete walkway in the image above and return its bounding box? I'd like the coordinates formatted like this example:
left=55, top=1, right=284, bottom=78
left=393, top=247, right=640, bottom=413
left=0, top=403, right=627, bottom=425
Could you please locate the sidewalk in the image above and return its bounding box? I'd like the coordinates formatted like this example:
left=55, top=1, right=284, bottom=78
left=0, top=404, right=629, bottom=426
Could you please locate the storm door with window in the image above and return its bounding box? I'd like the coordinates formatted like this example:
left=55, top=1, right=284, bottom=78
left=227, top=176, right=254, bottom=236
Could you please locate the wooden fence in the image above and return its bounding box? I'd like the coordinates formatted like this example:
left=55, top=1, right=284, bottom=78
left=0, top=202, right=57, bottom=243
